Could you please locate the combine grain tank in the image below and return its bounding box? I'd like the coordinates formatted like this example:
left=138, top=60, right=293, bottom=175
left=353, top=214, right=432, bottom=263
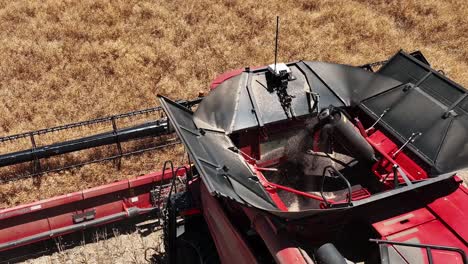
left=159, top=50, right=468, bottom=264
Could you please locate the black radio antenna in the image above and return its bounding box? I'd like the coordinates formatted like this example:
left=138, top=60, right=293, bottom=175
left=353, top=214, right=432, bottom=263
left=274, top=16, right=279, bottom=72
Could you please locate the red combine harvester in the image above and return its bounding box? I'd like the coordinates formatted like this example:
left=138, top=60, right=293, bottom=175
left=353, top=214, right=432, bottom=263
left=1, top=50, right=467, bottom=264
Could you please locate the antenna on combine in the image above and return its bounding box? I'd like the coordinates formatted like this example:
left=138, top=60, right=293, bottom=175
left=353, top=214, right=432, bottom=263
left=267, top=16, right=295, bottom=118
left=268, top=16, right=291, bottom=79
left=274, top=16, right=279, bottom=72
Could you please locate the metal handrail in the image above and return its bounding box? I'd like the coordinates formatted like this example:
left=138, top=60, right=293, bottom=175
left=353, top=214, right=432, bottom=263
left=370, top=238, right=468, bottom=264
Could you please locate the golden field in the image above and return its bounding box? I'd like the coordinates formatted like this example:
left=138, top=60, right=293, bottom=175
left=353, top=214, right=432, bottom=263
left=0, top=0, right=467, bottom=209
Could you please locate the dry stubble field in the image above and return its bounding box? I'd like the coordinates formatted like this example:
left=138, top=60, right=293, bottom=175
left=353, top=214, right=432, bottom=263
left=0, top=0, right=466, bottom=262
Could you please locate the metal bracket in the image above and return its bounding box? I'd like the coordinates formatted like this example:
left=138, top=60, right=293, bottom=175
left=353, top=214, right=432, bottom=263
left=443, top=93, right=467, bottom=118
left=370, top=238, right=468, bottom=264
left=73, top=209, right=96, bottom=224
left=366, top=108, right=390, bottom=133
left=390, top=164, right=413, bottom=187
left=111, top=117, right=123, bottom=170
left=392, top=132, right=422, bottom=158
left=306, top=91, right=320, bottom=114
left=29, top=133, right=41, bottom=175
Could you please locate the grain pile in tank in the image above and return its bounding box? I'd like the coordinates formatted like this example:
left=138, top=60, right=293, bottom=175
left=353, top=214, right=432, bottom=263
left=262, top=120, right=357, bottom=211
left=250, top=66, right=368, bottom=211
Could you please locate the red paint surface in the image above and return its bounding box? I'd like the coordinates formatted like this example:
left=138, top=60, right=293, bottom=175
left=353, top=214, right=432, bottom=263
left=369, top=129, right=468, bottom=263
left=209, top=69, right=244, bottom=90
left=389, top=220, right=466, bottom=264
left=179, top=208, right=201, bottom=216
left=367, top=130, right=428, bottom=187
left=238, top=130, right=261, bottom=161
left=209, top=66, right=266, bottom=90
left=200, top=183, right=258, bottom=263
left=373, top=185, right=468, bottom=263
left=373, top=208, right=435, bottom=237
left=0, top=167, right=187, bottom=251
left=48, top=212, right=76, bottom=230
left=0, top=219, right=50, bottom=244
left=428, top=185, right=468, bottom=244
left=242, top=207, right=309, bottom=263
left=253, top=168, right=289, bottom=211
left=82, top=180, right=129, bottom=199
left=0, top=191, right=83, bottom=220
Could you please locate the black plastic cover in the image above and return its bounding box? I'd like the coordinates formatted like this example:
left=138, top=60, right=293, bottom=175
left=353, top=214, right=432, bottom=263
left=193, top=72, right=258, bottom=132
left=304, top=61, right=401, bottom=106
left=193, top=65, right=317, bottom=133
left=158, top=95, right=277, bottom=209
left=193, top=61, right=401, bottom=134
left=361, top=51, right=468, bottom=174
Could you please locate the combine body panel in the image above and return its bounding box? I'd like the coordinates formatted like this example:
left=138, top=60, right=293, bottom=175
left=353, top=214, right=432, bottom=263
left=0, top=50, right=467, bottom=264
left=0, top=168, right=188, bottom=253
left=159, top=50, right=468, bottom=263
left=373, top=196, right=468, bottom=264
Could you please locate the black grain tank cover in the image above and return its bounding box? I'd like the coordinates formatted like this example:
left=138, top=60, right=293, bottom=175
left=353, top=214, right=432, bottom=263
left=360, top=51, right=468, bottom=174
left=158, top=95, right=278, bottom=210
left=158, top=53, right=458, bottom=218
left=193, top=62, right=401, bottom=134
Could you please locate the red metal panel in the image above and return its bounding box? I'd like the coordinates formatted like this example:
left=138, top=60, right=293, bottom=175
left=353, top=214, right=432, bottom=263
left=239, top=130, right=260, bottom=160
left=0, top=191, right=83, bottom=220
left=242, top=207, right=309, bottom=264
left=0, top=219, right=49, bottom=244
left=427, top=186, right=468, bottom=244
left=86, top=201, right=124, bottom=219
left=126, top=192, right=152, bottom=209
left=82, top=180, right=130, bottom=199
left=454, top=176, right=468, bottom=194
left=385, top=220, right=468, bottom=264
left=373, top=180, right=468, bottom=263
left=367, top=130, right=428, bottom=183
left=200, top=183, right=258, bottom=264
left=209, top=69, right=244, bottom=90
left=129, top=169, right=170, bottom=187
left=48, top=212, right=77, bottom=230
left=373, top=208, right=435, bottom=237
left=0, top=168, right=185, bottom=252
left=128, top=173, right=154, bottom=188
left=368, top=130, right=396, bottom=153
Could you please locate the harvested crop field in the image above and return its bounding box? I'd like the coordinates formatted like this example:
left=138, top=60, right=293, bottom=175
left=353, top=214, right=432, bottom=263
left=1, top=0, right=467, bottom=208
left=0, top=0, right=467, bottom=262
